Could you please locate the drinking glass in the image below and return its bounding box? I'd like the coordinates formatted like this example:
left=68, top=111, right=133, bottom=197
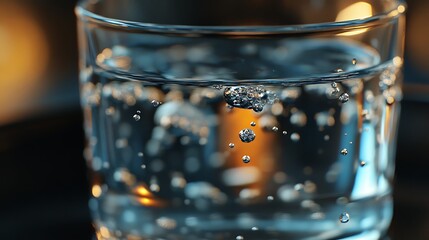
left=76, top=0, right=405, bottom=239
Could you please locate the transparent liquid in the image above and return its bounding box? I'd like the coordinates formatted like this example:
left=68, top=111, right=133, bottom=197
left=82, top=39, right=401, bottom=240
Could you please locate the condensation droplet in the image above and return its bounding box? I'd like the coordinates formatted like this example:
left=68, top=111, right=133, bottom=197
left=242, top=155, right=251, bottom=164
left=290, top=133, right=301, bottom=142
left=229, top=143, right=235, bottom=149
left=133, top=114, right=141, bottom=121
left=339, top=93, right=349, bottom=103
left=239, top=129, right=256, bottom=143
left=341, top=149, right=348, bottom=155
left=339, top=212, right=350, bottom=223
left=267, top=195, right=274, bottom=201
left=250, top=121, right=256, bottom=127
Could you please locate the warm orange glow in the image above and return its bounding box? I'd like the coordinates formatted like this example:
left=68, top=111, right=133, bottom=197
left=336, top=2, right=373, bottom=36
left=92, top=184, right=102, bottom=198
left=99, top=226, right=111, bottom=238
left=0, top=3, right=48, bottom=124
left=134, top=185, right=153, bottom=197
left=397, top=4, right=406, bottom=14
left=220, top=107, right=276, bottom=196
left=393, top=56, right=403, bottom=67
left=135, top=197, right=166, bottom=207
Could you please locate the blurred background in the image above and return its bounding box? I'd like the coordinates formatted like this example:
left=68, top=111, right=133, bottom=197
left=0, top=0, right=428, bottom=239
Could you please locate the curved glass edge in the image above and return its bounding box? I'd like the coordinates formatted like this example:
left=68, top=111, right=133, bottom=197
left=75, top=0, right=406, bottom=35
left=93, top=59, right=399, bottom=87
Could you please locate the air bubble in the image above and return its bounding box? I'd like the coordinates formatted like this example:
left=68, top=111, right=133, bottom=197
left=282, top=131, right=288, bottom=135
left=239, top=129, right=256, bottom=143
left=141, top=164, right=146, bottom=169
left=352, top=58, right=357, bottom=65
left=267, top=195, right=274, bottom=201
left=242, top=155, right=251, bottom=164
left=252, top=103, right=264, bottom=113
left=324, top=135, right=330, bottom=141
left=211, top=84, right=224, bottom=90
left=341, top=149, right=348, bottom=155
left=138, top=152, right=144, bottom=157
left=251, top=227, right=259, bottom=231
left=272, top=126, right=279, bottom=132
left=250, top=121, right=256, bottom=127
left=236, top=236, right=244, bottom=240
left=151, top=100, right=161, bottom=107
left=360, top=161, right=366, bottom=167
left=335, top=68, right=344, bottom=73
left=339, top=212, right=350, bottom=223
left=133, top=114, right=141, bottom=121
left=339, top=93, right=349, bottom=103
left=229, top=143, right=235, bottom=149
left=330, top=87, right=341, bottom=98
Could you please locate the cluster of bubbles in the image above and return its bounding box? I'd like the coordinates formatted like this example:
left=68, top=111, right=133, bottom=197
left=330, top=82, right=349, bottom=103
left=239, top=129, right=256, bottom=143
left=338, top=93, right=350, bottom=103
left=223, top=86, right=277, bottom=112
left=133, top=110, right=141, bottom=121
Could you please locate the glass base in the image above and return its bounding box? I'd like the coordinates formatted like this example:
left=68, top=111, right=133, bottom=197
left=91, top=193, right=392, bottom=240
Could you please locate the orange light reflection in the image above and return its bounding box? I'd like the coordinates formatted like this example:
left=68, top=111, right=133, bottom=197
left=220, top=107, right=276, bottom=197
left=0, top=3, right=48, bottom=124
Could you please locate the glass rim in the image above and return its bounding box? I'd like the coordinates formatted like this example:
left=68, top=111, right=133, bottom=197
left=75, top=0, right=406, bottom=35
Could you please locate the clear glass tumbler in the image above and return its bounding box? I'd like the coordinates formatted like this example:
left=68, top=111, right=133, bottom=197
left=76, top=0, right=406, bottom=239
